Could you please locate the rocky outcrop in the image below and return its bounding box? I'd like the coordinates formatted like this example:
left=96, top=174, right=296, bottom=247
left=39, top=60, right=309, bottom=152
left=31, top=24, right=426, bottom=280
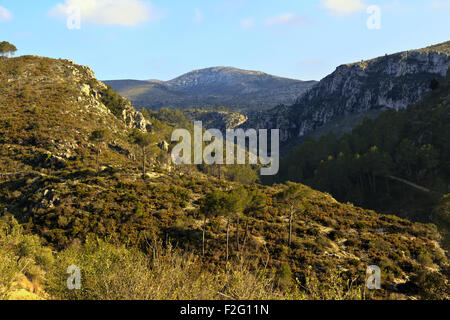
left=244, top=41, right=450, bottom=143
left=183, top=109, right=248, bottom=130
left=121, top=107, right=152, bottom=132
left=243, top=105, right=294, bottom=142
left=75, top=73, right=152, bottom=133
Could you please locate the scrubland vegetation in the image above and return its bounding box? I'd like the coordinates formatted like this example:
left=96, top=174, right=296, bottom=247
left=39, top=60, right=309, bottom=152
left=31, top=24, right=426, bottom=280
left=0, top=55, right=448, bottom=300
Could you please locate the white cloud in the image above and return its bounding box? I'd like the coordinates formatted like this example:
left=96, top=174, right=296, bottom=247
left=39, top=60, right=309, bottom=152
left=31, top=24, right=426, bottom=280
left=240, top=17, right=255, bottom=29
left=49, top=0, right=163, bottom=26
left=323, top=0, right=366, bottom=15
left=432, top=1, right=450, bottom=9
left=0, top=6, right=12, bottom=22
left=194, top=8, right=204, bottom=23
left=265, top=13, right=308, bottom=27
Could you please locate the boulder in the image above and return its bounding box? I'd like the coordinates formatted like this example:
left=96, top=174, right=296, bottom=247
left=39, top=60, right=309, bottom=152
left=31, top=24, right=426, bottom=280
left=79, top=84, right=91, bottom=96
left=122, top=108, right=152, bottom=132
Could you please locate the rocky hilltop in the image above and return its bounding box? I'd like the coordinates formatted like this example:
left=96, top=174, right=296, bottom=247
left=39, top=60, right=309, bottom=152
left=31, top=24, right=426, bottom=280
left=0, top=55, right=153, bottom=169
left=168, top=67, right=306, bottom=94
left=105, top=67, right=317, bottom=111
left=244, top=41, right=450, bottom=144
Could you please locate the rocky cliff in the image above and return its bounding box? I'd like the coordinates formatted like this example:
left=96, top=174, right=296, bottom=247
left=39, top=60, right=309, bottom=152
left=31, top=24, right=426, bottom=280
left=183, top=109, right=248, bottom=131
left=244, top=41, right=450, bottom=143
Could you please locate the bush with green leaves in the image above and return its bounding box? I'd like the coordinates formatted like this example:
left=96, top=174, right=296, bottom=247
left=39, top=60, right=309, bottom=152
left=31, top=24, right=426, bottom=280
left=0, top=215, right=55, bottom=299
left=47, top=238, right=288, bottom=300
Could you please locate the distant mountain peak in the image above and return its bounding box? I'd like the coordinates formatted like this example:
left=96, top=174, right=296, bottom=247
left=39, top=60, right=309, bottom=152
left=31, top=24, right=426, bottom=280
left=105, top=67, right=317, bottom=111
left=167, top=66, right=301, bottom=89
left=179, top=66, right=267, bottom=75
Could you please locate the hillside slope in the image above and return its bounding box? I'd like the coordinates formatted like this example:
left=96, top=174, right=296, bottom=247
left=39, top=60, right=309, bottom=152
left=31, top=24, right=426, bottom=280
left=105, top=67, right=317, bottom=111
left=0, top=55, right=448, bottom=300
left=270, top=68, right=450, bottom=239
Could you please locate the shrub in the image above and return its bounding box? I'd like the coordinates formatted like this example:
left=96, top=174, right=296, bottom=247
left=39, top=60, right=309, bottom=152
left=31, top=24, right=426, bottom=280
left=413, top=270, right=449, bottom=300
left=47, top=239, right=285, bottom=300
left=0, top=215, right=55, bottom=299
left=417, top=252, right=434, bottom=267
left=277, top=263, right=293, bottom=290
left=100, top=86, right=129, bottom=118
left=297, top=267, right=364, bottom=300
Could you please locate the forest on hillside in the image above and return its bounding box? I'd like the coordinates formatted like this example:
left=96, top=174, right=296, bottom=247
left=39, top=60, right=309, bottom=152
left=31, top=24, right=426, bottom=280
left=1, top=55, right=448, bottom=300
left=269, top=71, right=450, bottom=248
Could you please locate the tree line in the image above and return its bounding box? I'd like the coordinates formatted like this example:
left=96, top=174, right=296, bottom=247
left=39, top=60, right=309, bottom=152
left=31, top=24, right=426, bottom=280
left=199, top=183, right=310, bottom=259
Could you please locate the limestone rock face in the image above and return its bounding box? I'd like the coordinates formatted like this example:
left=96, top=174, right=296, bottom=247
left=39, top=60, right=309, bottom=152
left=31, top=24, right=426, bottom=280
left=68, top=63, right=153, bottom=133
left=121, top=107, right=152, bottom=132
left=183, top=109, right=248, bottom=131
left=244, top=41, right=450, bottom=143
left=59, top=59, right=152, bottom=133
left=79, top=84, right=91, bottom=96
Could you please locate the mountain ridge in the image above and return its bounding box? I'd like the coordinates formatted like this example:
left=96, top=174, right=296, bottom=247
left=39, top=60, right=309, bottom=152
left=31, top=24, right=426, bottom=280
left=243, top=41, right=450, bottom=146
left=105, top=66, right=317, bottom=111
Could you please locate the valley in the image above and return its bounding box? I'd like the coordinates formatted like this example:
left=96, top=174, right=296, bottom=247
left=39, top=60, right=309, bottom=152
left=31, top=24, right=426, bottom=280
left=0, top=43, right=449, bottom=301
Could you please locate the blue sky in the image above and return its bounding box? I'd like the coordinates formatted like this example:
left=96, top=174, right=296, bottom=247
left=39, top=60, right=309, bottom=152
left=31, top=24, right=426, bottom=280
left=0, top=0, right=449, bottom=81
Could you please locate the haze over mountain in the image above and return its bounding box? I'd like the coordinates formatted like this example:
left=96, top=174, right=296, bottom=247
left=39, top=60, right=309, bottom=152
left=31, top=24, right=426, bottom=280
left=105, top=67, right=317, bottom=111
